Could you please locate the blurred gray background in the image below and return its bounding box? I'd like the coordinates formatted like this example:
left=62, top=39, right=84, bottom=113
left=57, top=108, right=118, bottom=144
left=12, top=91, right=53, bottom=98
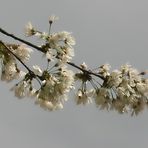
left=0, top=0, right=148, bottom=147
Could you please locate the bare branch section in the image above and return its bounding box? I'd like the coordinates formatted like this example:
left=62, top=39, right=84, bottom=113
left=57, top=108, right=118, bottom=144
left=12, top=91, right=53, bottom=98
left=0, top=16, right=148, bottom=115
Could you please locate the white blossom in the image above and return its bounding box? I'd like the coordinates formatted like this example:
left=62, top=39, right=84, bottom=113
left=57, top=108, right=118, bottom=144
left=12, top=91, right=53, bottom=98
left=55, top=68, right=75, bottom=93
left=116, top=87, right=127, bottom=98
left=36, top=67, right=74, bottom=110
left=49, top=31, right=75, bottom=48
left=99, top=64, right=111, bottom=78
left=35, top=98, right=64, bottom=111
left=80, top=62, right=88, bottom=70
left=94, top=88, right=111, bottom=110
left=106, top=70, right=122, bottom=87
left=130, top=98, right=145, bottom=116
left=11, top=80, right=31, bottom=98
left=120, top=64, right=130, bottom=73
left=35, top=99, right=54, bottom=111
left=65, top=34, right=76, bottom=46
left=27, top=88, right=37, bottom=98
left=76, top=89, right=94, bottom=105
left=136, top=82, right=148, bottom=96
left=111, top=98, right=127, bottom=114
left=45, top=49, right=54, bottom=61
left=25, top=22, right=36, bottom=36
left=57, top=47, right=74, bottom=64
left=12, top=44, right=33, bottom=61
left=49, top=15, right=59, bottom=24
left=37, top=32, right=49, bottom=40
left=1, top=61, right=18, bottom=81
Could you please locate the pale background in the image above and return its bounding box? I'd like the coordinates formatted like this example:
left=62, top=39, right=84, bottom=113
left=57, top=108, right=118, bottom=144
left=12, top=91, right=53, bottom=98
left=0, top=0, right=148, bottom=148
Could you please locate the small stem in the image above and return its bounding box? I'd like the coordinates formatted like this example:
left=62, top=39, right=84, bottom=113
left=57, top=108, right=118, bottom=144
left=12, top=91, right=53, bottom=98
left=67, top=62, right=105, bottom=80
left=48, top=23, right=52, bottom=35
left=35, top=77, right=42, bottom=86
left=90, top=79, right=98, bottom=90
left=47, top=63, right=56, bottom=72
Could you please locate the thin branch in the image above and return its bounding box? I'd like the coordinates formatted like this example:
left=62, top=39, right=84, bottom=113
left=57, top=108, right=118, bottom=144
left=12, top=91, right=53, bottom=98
left=0, top=28, right=44, bottom=53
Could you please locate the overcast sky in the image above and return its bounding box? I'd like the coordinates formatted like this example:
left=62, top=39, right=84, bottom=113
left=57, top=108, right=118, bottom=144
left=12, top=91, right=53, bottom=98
left=0, top=0, right=148, bottom=148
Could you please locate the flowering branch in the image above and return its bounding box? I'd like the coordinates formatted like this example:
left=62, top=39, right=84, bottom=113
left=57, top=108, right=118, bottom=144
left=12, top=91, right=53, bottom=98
left=0, top=16, right=148, bottom=115
left=0, top=27, right=104, bottom=80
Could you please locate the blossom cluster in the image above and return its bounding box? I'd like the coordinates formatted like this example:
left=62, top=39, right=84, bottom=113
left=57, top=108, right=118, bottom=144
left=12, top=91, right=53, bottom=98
left=0, top=17, right=76, bottom=111
left=10, top=66, right=74, bottom=111
left=25, top=21, right=75, bottom=65
left=75, top=63, right=148, bottom=115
